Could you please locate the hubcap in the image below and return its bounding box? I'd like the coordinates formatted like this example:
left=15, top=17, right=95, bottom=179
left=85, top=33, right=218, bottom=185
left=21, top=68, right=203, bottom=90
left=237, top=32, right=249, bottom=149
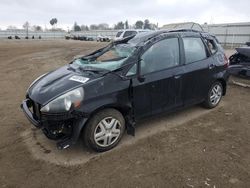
left=94, top=117, right=121, bottom=147
left=210, top=84, right=222, bottom=106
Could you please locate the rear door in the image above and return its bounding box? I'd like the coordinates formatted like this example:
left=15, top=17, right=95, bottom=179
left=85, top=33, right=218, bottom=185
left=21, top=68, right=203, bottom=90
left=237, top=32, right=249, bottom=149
left=131, top=36, right=184, bottom=120
left=181, top=36, right=215, bottom=106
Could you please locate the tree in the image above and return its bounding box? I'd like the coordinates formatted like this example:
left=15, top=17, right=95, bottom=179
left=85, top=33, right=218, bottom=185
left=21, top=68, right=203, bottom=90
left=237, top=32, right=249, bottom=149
left=135, top=20, right=143, bottom=29
left=7, top=25, right=17, bottom=30
left=23, top=21, right=30, bottom=30
left=114, top=21, right=125, bottom=30
left=98, top=23, right=109, bottom=30
left=125, top=20, right=129, bottom=29
left=144, top=19, right=150, bottom=29
left=23, top=21, right=30, bottom=38
left=31, top=25, right=43, bottom=31
left=73, top=22, right=81, bottom=31
left=90, top=24, right=98, bottom=30
left=49, top=18, right=58, bottom=29
left=81, top=25, right=89, bottom=31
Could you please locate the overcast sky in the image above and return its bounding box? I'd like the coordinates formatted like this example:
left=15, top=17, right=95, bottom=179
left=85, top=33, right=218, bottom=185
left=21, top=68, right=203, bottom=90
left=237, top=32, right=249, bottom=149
left=0, top=0, right=249, bottom=29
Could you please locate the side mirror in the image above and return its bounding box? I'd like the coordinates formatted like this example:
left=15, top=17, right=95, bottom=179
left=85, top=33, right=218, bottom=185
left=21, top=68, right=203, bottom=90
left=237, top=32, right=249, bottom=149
left=138, top=75, right=145, bottom=82
left=137, top=58, right=145, bottom=83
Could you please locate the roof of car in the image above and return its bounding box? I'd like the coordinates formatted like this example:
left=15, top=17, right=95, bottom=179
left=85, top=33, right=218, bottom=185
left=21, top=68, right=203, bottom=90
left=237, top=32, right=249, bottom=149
left=128, top=29, right=206, bottom=46
left=118, top=29, right=149, bottom=32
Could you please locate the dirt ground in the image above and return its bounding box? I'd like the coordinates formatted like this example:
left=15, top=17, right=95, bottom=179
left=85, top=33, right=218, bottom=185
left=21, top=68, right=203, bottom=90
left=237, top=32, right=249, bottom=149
left=0, top=40, right=249, bottom=188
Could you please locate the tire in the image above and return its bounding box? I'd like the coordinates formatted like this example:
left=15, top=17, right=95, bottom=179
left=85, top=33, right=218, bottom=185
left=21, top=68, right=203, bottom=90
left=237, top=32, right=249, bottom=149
left=83, top=108, right=125, bottom=152
left=203, top=81, right=223, bottom=109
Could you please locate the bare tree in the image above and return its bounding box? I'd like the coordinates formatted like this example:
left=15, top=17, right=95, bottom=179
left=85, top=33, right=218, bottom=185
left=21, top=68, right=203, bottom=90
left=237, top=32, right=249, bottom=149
left=7, top=25, right=17, bottom=30
left=23, top=21, right=30, bottom=38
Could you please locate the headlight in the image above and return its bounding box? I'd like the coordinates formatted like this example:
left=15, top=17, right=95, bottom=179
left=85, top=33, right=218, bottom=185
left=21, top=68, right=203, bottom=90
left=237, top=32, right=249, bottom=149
left=41, top=87, right=84, bottom=113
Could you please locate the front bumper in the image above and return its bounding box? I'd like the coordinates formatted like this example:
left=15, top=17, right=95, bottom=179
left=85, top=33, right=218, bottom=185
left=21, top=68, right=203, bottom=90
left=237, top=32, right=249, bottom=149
left=20, top=99, right=41, bottom=128
left=20, top=99, right=88, bottom=149
left=228, top=65, right=250, bottom=79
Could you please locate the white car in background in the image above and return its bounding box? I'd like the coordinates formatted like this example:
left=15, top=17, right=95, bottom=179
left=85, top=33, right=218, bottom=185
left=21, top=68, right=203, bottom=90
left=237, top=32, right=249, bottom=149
left=114, top=29, right=148, bottom=41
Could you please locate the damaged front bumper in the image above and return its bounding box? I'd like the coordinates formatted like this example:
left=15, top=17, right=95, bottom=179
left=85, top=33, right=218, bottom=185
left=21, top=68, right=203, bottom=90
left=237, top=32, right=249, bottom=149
left=228, top=64, right=250, bottom=79
left=20, top=98, right=88, bottom=149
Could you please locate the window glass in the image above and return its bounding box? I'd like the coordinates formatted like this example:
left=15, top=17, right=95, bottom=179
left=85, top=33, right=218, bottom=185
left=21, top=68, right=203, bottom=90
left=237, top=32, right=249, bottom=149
left=116, top=31, right=123, bottom=37
left=205, top=39, right=217, bottom=54
left=126, top=64, right=137, bottom=76
left=123, top=31, right=137, bottom=38
left=140, top=38, right=179, bottom=75
left=183, top=37, right=207, bottom=64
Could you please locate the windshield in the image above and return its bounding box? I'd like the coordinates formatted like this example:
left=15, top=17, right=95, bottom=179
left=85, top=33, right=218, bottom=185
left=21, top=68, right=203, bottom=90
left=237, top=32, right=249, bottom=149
left=73, top=44, right=135, bottom=71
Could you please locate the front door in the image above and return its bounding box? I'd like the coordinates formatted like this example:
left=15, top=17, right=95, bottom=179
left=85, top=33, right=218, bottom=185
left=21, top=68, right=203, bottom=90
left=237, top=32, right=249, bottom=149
left=132, top=36, right=183, bottom=120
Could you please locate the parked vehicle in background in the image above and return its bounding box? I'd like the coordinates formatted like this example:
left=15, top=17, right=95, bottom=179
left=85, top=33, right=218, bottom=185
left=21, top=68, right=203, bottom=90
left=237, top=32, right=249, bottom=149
left=114, top=29, right=148, bottom=41
left=78, top=35, right=88, bottom=41
left=65, top=34, right=95, bottom=41
left=65, top=34, right=71, bottom=40
left=97, top=34, right=110, bottom=42
left=21, top=29, right=229, bottom=152
left=87, top=37, right=94, bottom=41
left=15, top=35, right=20, bottom=39
left=228, top=43, right=250, bottom=79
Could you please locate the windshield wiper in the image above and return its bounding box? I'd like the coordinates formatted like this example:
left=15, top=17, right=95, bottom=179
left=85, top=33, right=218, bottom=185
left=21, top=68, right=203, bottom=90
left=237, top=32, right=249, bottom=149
left=78, top=66, right=109, bottom=74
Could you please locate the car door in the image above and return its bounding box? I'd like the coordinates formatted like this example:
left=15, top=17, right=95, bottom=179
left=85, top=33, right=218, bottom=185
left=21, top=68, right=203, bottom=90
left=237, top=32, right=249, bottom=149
left=131, top=36, right=184, bottom=120
left=181, top=36, right=215, bottom=106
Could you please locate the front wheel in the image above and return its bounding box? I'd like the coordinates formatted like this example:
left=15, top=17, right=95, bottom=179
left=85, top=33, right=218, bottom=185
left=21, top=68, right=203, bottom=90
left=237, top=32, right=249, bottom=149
left=203, top=82, right=223, bottom=109
left=83, top=108, right=125, bottom=152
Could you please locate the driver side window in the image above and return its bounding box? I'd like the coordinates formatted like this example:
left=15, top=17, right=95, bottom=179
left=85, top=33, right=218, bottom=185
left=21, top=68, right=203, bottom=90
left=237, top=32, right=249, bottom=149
left=140, top=38, right=180, bottom=75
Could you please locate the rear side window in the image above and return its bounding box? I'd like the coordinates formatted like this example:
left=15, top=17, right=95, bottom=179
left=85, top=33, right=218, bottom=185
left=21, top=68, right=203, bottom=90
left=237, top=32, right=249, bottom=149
left=123, top=31, right=137, bottom=38
left=116, top=31, right=123, bottom=37
left=141, top=38, right=180, bottom=75
left=183, top=37, right=207, bottom=64
left=205, top=39, right=217, bottom=54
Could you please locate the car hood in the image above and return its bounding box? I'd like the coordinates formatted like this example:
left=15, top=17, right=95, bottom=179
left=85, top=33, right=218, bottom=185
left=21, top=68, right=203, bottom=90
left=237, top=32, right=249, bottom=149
left=28, top=65, right=100, bottom=105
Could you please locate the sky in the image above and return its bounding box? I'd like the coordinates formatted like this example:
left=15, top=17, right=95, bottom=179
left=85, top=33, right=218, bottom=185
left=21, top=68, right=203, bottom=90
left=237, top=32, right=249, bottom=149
left=0, top=0, right=249, bottom=30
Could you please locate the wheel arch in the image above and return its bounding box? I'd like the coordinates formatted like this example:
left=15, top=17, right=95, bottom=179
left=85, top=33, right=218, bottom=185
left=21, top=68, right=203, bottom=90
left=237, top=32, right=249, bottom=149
left=216, top=78, right=227, bottom=95
left=81, top=103, right=132, bottom=134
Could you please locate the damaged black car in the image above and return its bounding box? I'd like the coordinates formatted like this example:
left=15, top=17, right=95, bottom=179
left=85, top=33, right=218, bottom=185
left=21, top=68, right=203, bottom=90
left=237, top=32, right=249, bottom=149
left=228, top=42, right=250, bottom=79
left=21, top=30, right=229, bottom=152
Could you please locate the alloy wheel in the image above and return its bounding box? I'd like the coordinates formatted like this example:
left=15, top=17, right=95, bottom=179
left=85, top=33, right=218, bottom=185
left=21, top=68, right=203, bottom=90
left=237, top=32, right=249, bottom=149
left=210, top=84, right=222, bottom=106
left=94, top=117, right=122, bottom=147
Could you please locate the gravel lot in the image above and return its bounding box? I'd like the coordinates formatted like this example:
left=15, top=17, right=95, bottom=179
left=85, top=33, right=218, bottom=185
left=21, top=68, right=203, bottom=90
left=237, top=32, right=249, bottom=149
left=0, top=40, right=249, bottom=188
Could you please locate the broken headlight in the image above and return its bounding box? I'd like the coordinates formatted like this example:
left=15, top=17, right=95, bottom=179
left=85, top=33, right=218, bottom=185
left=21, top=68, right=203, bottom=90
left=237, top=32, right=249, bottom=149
left=41, top=88, right=84, bottom=113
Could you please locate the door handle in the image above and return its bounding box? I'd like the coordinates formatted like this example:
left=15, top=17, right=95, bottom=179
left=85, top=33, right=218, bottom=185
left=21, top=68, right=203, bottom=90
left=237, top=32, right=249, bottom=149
left=209, top=64, right=215, bottom=70
left=174, top=75, right=182, bottom=79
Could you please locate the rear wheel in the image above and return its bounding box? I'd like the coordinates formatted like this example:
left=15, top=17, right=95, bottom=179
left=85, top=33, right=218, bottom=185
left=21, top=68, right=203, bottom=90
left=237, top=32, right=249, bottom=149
left=203, top=82, right=223, bottom=109
left=83, top=108, right=125, bottom=152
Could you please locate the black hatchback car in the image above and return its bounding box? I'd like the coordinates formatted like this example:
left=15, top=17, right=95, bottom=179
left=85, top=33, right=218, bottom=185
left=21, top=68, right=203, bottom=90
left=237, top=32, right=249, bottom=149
left=21, top=30, right=229, bottom=152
